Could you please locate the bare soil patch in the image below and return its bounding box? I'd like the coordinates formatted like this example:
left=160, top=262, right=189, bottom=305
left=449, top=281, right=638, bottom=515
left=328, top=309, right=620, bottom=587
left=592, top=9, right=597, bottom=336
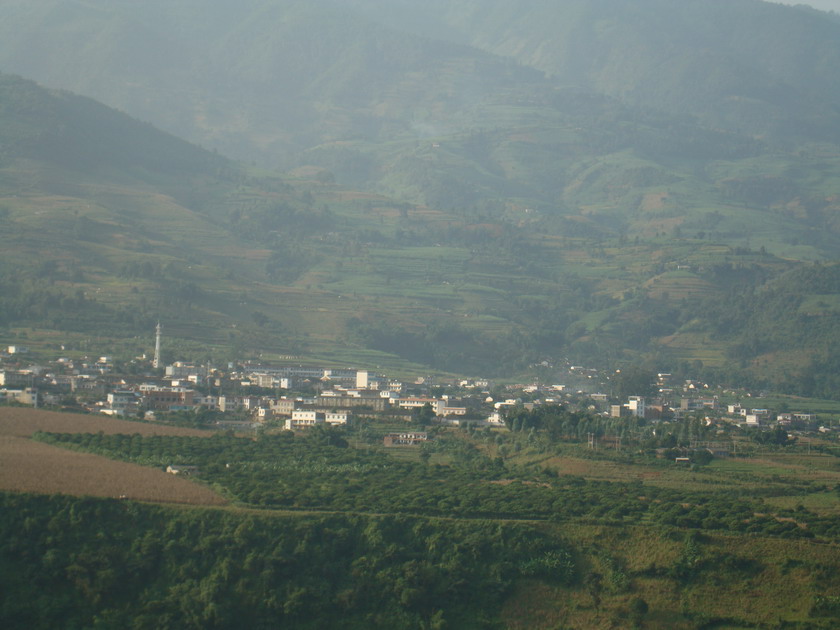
left=0, top=435, right=226, bottom=505
left=0, top=407, right=211, bottom=438
left=0, top=408, right=225, bottom=505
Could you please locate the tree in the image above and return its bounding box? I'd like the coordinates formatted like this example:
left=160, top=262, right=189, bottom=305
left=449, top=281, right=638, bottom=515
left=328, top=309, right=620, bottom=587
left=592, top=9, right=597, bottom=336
left=412, top=403, right=436, bottom=426
left=629, top=596, right=649, bottom=625
left=611, top=366, right=656, bottom=401
left=307, top=425, right=348, bottom=448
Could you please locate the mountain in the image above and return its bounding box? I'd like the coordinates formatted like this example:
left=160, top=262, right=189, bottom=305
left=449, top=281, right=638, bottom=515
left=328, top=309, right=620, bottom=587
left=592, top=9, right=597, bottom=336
left=2, top=4, right=840, bottom=394
left=3, top=0, right=839, bottom=155
left=1, top=1, right=839, bottom=233
left=0, top=0, right=544, bottom=164
left=347, top=0, right=840, bottom=143
left=0, top=71, right=302, bottom=363
left=0, top=73, right=225, bottom=176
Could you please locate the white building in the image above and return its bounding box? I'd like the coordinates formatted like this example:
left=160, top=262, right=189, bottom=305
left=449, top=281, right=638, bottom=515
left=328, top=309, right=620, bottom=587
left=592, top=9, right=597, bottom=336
left=485, top=411, right=506, bottom=426
left=0, top=388, right=38, bottom=406
left=745, top=414, right=763, bottom=426
left=326, top=411, right=350, bottom=425
left=285, top=409, right=326, bottom=430
left=106, top=390, right=140, bottom=415
left=627, top=396, right=646, bottom=418
left=438, top=404, right=467, bottom=417
left=356, top=370, right=369, bottom=389
left=396, top=397, right=439, bottom=410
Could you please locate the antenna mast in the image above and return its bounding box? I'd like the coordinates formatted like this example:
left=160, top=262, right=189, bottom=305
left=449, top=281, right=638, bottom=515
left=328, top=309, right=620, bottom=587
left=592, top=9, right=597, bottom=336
left=153, top=322, right=162, bottom=369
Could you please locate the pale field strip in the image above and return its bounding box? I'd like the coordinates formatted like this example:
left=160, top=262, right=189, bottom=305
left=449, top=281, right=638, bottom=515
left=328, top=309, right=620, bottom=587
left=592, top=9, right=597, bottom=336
left=0, top=408, right=225, bottom=504
left=0, top=407, right=210, bottom=438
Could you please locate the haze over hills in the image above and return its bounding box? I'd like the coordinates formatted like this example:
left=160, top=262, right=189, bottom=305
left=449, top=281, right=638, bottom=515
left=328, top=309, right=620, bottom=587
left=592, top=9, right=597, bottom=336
left=1, top=2, right=840, bottom=395
left=4, top=0, right=840, bottom=151
left=347, top=0, right=840, bottom=140
left=7, top=5, right=840, bottom=627
left=1, top=0, right=838, bottom=235
left=777, top=0, right=840, bottom=11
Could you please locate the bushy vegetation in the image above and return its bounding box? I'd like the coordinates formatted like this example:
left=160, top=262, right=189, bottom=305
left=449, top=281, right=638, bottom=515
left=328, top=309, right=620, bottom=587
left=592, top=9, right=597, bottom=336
left=9, top=421, right=840, bottom=627
left=0, top=493, right=572, bottom=630
left=34, top=428, right=840, bottom=542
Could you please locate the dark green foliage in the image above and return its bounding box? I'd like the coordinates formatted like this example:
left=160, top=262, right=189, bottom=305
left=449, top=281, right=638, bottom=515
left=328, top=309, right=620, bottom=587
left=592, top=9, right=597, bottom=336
left=519, top=549, right=576, bottom=584
left=33, top=430, right=657, bottom=520
left=0, top=73, right=226, bottom=176
left=610, top=366, right=656, bottom=401
left=34, top=430, right=840, bottom=542
left=411, top=403, right=436, bottom=427
left=0, top=493, right=570, bottom=630
left=751, top=427, right=796, bottom=447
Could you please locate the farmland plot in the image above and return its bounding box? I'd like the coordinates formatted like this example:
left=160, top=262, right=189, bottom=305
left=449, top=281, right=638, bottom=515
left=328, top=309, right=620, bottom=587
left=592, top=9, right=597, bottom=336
left=0, top=407, right=212, bottom=438
left=0, top=408, right=225, bottom=504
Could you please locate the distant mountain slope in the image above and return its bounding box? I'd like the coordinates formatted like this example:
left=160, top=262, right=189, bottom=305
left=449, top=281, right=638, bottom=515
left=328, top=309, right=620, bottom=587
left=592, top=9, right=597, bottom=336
left=0, top=73, right=225, bottom=176
left=0, top=71, right=294, bottom=358
left=3, top=9, right=840, bottom=393
left=7, top=0, right=839, bottom=154
left=1, top=1, right=839, bottom=233
left=348, top=0, right=840, bottom=143
left=0, top=0, right=543, bottom=163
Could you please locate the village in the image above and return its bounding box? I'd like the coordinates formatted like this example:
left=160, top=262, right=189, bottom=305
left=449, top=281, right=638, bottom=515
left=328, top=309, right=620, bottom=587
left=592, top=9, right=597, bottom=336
left=0, top=339, right=835, bottom=452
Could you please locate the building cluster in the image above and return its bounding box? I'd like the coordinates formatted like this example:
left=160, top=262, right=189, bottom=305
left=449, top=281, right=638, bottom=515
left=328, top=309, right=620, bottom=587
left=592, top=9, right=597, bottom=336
left=1, top=345, right=833, bottom=436
left=0, top=353, right=500, bottom=429
left=604, top=374, right=826, bottom=433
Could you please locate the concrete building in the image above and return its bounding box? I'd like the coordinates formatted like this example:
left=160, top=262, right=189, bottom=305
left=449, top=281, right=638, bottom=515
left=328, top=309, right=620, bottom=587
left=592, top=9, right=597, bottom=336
left=384, top=432, right=428, bottom=447
left=0, top=371, right=33, bottom=388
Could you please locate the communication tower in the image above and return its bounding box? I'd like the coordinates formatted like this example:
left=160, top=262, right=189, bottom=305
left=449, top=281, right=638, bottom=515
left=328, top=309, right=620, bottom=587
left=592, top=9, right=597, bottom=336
left=153, top=322, right=162, bottom=369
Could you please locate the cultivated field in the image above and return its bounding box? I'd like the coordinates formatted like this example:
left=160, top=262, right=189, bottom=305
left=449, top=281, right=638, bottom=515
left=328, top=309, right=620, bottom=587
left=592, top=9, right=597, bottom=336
left=0, top=408, right=225, bottom=505
left=0, top=407, right=212, bottom=438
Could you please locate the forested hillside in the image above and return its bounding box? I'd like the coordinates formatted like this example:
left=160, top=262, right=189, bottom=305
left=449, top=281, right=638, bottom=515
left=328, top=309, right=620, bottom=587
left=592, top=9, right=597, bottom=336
left=1, top=2, right=840, bottom=392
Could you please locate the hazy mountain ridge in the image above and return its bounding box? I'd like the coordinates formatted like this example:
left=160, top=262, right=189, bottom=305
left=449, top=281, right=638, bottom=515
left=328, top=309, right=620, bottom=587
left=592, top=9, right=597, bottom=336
left=2, top=1, right=839, bottom=214
left=347, top=0, right=840, bottom=143
left=0, top=0, right=545, bottom=163
left=0, top=74, right=226, bottom=177
left=2, top=3, right=840, bottom=391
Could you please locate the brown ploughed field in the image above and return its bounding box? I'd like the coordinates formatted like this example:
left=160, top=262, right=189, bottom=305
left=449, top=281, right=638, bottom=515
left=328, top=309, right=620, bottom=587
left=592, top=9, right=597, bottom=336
left=0, top=408, right=226, bottom=505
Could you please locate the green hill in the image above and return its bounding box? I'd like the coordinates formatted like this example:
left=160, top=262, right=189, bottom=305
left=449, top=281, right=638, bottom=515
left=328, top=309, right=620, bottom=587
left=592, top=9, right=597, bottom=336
left=1, top=1, right=840, bottom=394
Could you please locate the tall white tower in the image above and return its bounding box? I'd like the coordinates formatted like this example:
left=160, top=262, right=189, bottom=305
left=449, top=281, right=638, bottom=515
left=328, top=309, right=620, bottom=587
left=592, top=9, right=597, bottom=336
left=153, top=322, right=162, bottom=369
